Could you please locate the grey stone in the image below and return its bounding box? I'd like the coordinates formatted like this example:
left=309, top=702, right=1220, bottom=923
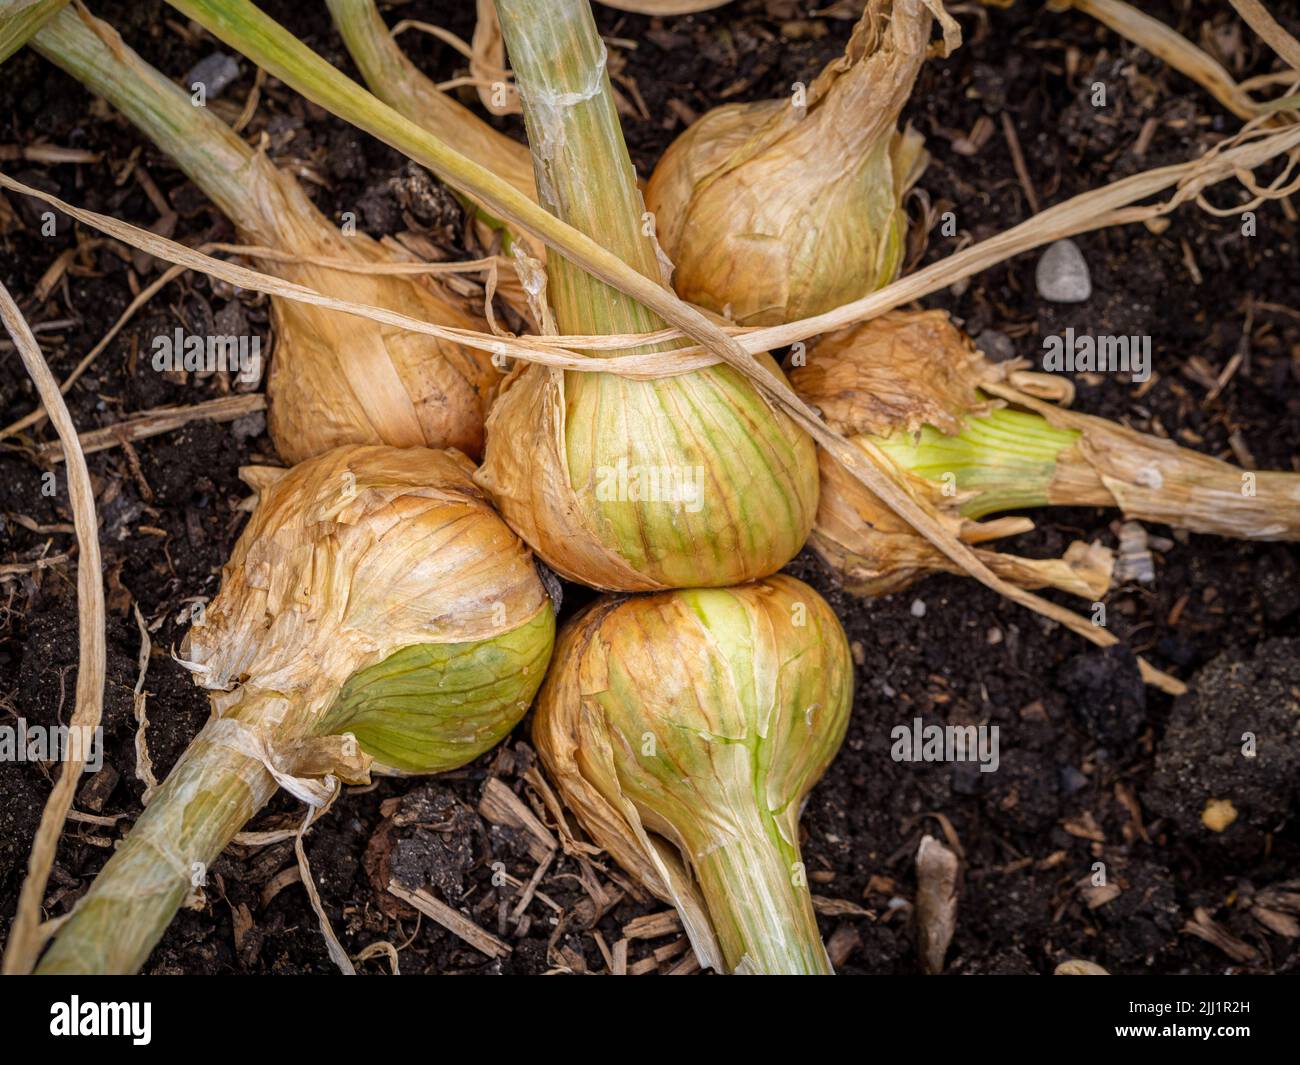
left=184, top=53, right=240, bottom=100
left=974, top=328, right=1016, bottom=362
left=1035, top=238, right=1092, bottom=303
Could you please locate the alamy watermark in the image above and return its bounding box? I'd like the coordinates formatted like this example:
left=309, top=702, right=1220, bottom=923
left=890, top=716, right=1000, bottom=773
left=0, top=718, right=103, bottom=772
left=1042, top=327, right=1151, bottom=382
left=595, top=458, right=705, bottom=513
left=50, top=997, right=151, bottom=1045
left=151, top=328, right=262, bottom=385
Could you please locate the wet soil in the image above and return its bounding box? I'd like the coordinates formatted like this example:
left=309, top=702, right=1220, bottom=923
left=0, top=0, right=1297, bottom=974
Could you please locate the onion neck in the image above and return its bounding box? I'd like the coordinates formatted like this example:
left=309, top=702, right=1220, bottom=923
left=871, top=406, right=1084, bottom=519
left=493, top=0, right=668, bottom=354
left=1046, top=411, right=1300, bottom=540
left=882, top=392, right=1300, bottom=542
left=688, top=810, right=832, bottom=975
left=35, top=713, right=279, bottom=974
left=32, top=4, right=319, bottom=247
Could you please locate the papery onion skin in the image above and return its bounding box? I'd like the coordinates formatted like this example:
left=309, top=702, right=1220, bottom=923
left=478, top=0, right=819, bottom=591
left=645, top=0, right=958, bottom=326
left=184, top=445, right=554, bottom=760
left=533, top=575, right=852, bottom=974
left=795, top=310, right=1300, bottom=550
left=32, top=6, right=500, bottom=465
left=476, top=355, right=819, bottom=591
left=792, top=311, right=1120, bottom=598
left=36, top=445, right=554, bottom=974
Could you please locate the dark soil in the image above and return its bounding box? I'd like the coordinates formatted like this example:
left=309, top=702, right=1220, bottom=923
left=1, top=0, right=1298, bottom=975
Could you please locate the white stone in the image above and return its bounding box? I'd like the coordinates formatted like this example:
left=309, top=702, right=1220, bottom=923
left=1036, top=239, right=1092, bottom=303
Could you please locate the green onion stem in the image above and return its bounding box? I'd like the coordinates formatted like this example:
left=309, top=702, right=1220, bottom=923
left=492, top=0, right=670, bottom=352
left=325, top=0, right=536, bottom=208
left=496, top=1, right=827, bottom=973
left=874, top=397, right=1300, bottom=540
left=0, top=0, right=68, bottom=64
left=690, top=812, right=833, bottom=975
left=164, top=0, right=761, bottom=376
left=32, top=5, right=313, bottom=245
left=872, top=405, right=1084, bottom=519
left=35, top=715, right=278, bottom=974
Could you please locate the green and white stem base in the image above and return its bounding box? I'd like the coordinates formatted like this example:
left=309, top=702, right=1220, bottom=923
left=691, top=821, right=832, bottom=975
left=875, top=401, right=1300, bottom=541
left=35, top=717, right=278, bottom=974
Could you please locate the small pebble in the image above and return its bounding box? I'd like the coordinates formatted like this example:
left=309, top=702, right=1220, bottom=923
left=1201, top=798, right=1238, bottom=833
left=910, top=598, right=927, bottom=618
left=1135, top=464, right=1164, bottom=489
left=1060, top=765, right=1090, bottom=795
left=230, top=412, right=266, bottom=443
left=185, top=52, right=241, bottom=99
left=1036, top=238, right=1092, bottom=303
left=986, top=627, right=1003, bottom=645
left=1114, top=521, right=1156, bottom=584
left=975, top=328, right=1016, bottom=362
left=1055, top=959, right=1110, bottom=975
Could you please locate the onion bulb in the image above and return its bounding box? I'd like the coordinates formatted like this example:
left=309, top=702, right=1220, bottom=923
left=533, top=575, right=852, bottom=974
left=36, top=445, right=555, bottom=974
left=476, top=0, right=819, bottom=592
left=791, top=311, right=1300, bottom=599
left=645, top=0, right=960, bottom=325
left=34, top=6, right=500, bottom=464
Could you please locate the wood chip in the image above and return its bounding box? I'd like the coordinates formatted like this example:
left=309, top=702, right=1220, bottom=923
left=591, top=929, right=615, bottom=972
left=260, top=865, right=302, bottom=910
left=1251, top=906, right=1300, bottom=938
left=232, top=902, right=254, bottom=956
left=509, top=850, right=554, bottom=922
left=1081, top=883, right=1122, bottom=910
left=1062, top=810, right=1106, bottom=842
left=628, top=954, right=658, bottom=975
left=1183, top=906, right=1258, bottom=963
left=387, top=879, right=512, bottom=959
left=915, top=834, right=960, bottom=974
left=826, top=924, right=861, bottom=968
left=653, top=936, right=688, bottom=965
left=1114, top=781, right=1150, bottom=844
left=75, top=765, right=118, bottom=814
left=479, top=776, right=557, bottom=863
left=39, top=394, right=266, bottom=463
left=623, top=910, right=682, bottom=941
left=664, top=949, right=700, bottom=976
left=813, top=895, right=874, bottom=918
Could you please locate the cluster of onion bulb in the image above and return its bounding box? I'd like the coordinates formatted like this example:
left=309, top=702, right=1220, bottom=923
left=29, top=0, right=1293, bottom=979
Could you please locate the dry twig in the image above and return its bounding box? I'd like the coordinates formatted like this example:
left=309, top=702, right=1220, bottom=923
left=0, top=280, right=105, bottom=975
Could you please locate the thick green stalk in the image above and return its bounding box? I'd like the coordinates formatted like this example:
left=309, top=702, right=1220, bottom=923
left=32, top=5, right=297, bottom=242
left=872, top=406, right=1083, bottom=519
left=493, top=0, right=666, bottom=347
left=36, top=717, right=278, bottom=974
left=325, top=0, right=535, bottom=204
left=0, top=0, right=68, bottom=64
left=691, top=813, right=833, bottom=975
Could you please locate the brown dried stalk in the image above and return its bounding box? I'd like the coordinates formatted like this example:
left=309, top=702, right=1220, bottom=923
left=0, top=279, right=105, bottom=975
